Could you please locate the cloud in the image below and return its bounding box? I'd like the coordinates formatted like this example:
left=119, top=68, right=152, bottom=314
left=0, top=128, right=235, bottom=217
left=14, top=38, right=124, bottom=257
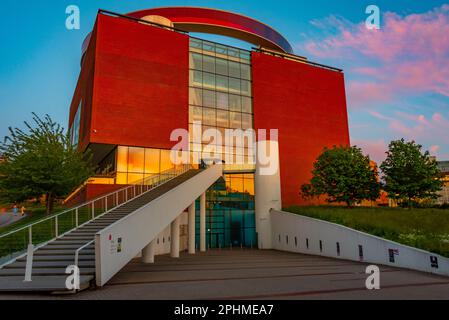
left=299, top=5, right=449, bottom=109
left=352, top=139, right=387, bottom=164
left=366, top=110, right=449, bottom=159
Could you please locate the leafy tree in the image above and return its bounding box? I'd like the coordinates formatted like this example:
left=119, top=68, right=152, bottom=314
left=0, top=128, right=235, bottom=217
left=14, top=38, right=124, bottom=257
left=0, top=113, right=95, bottom=213
left=380, top=139, right=443, bottom=207
left=301, top=145, right=381, bottom=207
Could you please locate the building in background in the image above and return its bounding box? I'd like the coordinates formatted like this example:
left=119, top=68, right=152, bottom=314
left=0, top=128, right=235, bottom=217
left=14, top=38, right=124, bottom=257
left=66, top=7, right=350, bottom=249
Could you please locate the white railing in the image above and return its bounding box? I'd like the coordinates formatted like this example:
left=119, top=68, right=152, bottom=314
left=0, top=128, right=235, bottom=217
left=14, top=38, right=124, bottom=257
left=0, top=164, right=192, bottom=266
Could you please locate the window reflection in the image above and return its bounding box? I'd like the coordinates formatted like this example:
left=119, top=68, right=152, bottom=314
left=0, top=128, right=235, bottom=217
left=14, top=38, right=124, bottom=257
left=229, top=95, right=241, bottom=112
left=160, top=149, right=175, bottom=172
left=188, top=39, right=254, bottom=171
left=189, top=88, right=202, bottom=106
left=203, top=90, right=216, bottom=108
left=145, top=148, right=160, bottom=174
left=116, top=146, right=128, bottom=172
left=128, top=147, right=144, bottom=173
left=216, top=92, right=229, bottom=110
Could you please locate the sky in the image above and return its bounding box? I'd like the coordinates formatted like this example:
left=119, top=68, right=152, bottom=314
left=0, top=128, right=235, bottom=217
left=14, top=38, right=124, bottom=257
left=1, top=0, right=448, bottom=164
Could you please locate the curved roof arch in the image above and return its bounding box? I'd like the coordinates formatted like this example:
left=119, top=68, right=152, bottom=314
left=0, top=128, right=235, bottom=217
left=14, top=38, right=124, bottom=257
left=126, top=7, right=293, bottom=54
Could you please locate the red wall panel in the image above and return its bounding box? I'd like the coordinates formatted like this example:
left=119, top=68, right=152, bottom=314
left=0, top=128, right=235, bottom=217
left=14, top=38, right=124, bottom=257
left=252, top=52, right=350, bottom=207
left=91, top=14, right=189, bottom=150
left=68, top=24, right=97, bottom=152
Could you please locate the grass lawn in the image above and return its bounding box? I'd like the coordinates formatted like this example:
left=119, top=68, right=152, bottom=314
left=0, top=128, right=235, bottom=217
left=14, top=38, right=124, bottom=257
left=285, top=206, right=449, bottom=258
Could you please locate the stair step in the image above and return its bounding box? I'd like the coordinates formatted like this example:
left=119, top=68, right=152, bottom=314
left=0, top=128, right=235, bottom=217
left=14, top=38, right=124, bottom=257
left=4, top=260, right=95, bottom=268
left=35, top=249, right=95, bottom=255
left=59, top=236, right=93, bottom=240
left=0, top=275, right=93, bottom=292
left=43, top=244, right=95, bottom=250
left=52, top=240, right=93, bottom=245
left=17, top=255, right=94, bottom=262
left=0, top=267, right=95, bottom=276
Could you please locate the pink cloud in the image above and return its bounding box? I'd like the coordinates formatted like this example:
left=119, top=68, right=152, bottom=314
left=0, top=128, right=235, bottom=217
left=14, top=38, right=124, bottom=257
left=430, top=145, right=441, bottom=154
left=367, top=111, right=449, bottom=159
left=300, top=5, right=449, bottom=109
left=352, top=139, right=388, bottom=164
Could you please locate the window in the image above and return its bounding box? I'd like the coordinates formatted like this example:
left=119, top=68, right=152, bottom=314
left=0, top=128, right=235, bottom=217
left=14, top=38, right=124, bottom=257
left=242, top=97, right=252, bottom=113
left=217, top=110, right=229, bottom=128
left=203, top=55, right=215, bottom=73
left=216, top=75, right=229, bottom=92
left=215, top=44, right=227, bottom=56
left=216, top=58, right=228, bottom=75
left=229, top=78, right=241, bottom=94
left=128, top=147, right=144, bottom=173
left=241, top=64, right=251, bottom=80
left=230, top=112, right=241, bottom=128
left=241, top=114, right=253, bottom=129
left=190, top=53, right=202, bottom=70
left=71, top=101, right=82, bottom=146
left=190, top=70, right=202, bottom=87
left=189, top=88, right=202, bottom=106
left=203, top=108, right=216, bottom=126
left=189, top=106, right=203, bottom=123
left=144, top=149, right=160, bottom=174
left=203, top=90, right=216, bottom=108
left=202, top=41, right=215, bottom=53
left=160, top=150, right=174, bottom=172
left=241, top=80, right=251, bottom=96
left=228, top=61, right=240, bottom=78
left=188, top=40, right=254, bottom=172
left=116, top=146, right=128, bottom=172
left=203, top=72, right=215, bottom=90
left=216, top=92, right=228, bottom=110
left=229, top=95, right=241, bottom=112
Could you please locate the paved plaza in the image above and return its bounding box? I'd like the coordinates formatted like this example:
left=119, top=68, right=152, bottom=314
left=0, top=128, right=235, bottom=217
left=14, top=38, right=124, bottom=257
left=1, top=249, right=449, bottom=300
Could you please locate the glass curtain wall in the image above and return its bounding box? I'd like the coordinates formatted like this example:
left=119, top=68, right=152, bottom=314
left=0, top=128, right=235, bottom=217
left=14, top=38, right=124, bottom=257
left=189, top=38, right=255, bottom=171
left=190, top=38, right=256, bottom=248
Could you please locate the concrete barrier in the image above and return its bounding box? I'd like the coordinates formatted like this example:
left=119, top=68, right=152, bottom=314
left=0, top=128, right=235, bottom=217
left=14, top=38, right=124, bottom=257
left=271, top=209, right=449, bottom=277
left=95, top=165, right=222, bottom=286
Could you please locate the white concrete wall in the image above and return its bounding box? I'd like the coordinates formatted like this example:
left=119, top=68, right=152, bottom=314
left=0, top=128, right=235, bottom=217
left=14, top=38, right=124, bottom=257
left=255, top=140, right=282, bottom=249
left=151, top=212, right=188, bottom=256
left=271, top=210, right=449, bottom=277
left=95, top=165, right=222, bottom=286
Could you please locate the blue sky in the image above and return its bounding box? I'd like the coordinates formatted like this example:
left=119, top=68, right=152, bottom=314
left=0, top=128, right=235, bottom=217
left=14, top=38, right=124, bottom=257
left=1, top=0, right=448, bottom=163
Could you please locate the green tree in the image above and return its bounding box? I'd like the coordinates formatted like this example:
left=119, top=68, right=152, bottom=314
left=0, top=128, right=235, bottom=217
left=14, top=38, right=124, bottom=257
left=380, top=139, right=443, bottom=207
left=301, top=145, right=381, bottom=207
left=0, top=113, right=95, bottom=214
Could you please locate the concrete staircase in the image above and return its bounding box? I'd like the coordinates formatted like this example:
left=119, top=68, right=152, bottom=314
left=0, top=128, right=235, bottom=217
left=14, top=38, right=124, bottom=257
left=0, top=169, right=204, bottom=293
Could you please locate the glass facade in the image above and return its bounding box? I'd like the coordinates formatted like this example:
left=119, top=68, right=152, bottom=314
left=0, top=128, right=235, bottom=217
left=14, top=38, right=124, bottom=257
left=196, top=173, right=256, bottom=249
left=190, top=38, right=256, bottom=248
left=115, top=146, right=189, bottom=184
left=189, top=38, right=255, bottom=172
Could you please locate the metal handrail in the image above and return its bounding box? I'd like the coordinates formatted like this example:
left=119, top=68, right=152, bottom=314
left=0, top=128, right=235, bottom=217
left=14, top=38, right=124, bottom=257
left=0, top=164, right=193, bottom=268
left=74, top=239, right=95, bottom=271
left=0, top=165, right=191, bottom=240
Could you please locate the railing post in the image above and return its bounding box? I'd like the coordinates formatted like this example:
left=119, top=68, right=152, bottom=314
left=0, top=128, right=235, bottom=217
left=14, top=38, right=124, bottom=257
left=116, top=191, right=119, bottom=206
left=28, top=226, right=32, bottom=245
left=75, top=208, right=79, bottom=227
left=91, top=202, right=95, bottom=219
left=126, top=188, right=128, bottom=202
left=55, top=216, right=59, bottom=238
left=105, top=196, right=108, bottom=212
